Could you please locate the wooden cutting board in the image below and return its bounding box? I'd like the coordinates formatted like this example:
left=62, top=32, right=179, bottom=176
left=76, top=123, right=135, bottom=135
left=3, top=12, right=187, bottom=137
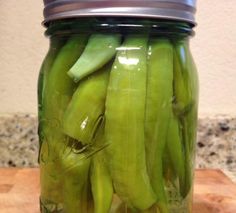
left=0, top=169, right=235, bottom=213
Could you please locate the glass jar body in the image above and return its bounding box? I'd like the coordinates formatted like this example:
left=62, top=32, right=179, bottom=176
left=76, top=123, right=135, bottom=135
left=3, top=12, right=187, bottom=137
left=38, top=18, right=198, bottom=213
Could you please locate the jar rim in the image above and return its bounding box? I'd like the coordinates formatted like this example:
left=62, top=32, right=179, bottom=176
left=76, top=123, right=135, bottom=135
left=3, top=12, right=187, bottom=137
left=43, top=0, right=197, bottom=26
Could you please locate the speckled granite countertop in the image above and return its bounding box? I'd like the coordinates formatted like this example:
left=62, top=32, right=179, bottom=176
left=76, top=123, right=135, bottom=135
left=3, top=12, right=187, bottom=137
left=0, top=115, right=38, bottom=167
left=0, top=114, right=235, bottom=181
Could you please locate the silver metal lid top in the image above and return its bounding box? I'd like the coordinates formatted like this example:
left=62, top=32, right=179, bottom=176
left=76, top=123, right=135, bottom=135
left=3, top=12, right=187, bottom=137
left=43, top=0, right=197, bottom=26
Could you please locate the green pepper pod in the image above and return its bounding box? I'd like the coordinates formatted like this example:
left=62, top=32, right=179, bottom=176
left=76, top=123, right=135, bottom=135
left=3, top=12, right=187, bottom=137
left=166, top=114, right=185, bottom=196
left=63, top=64, right=111, bottom=144
left=90, top=152, right=113, bottom=213
left=90, top=122, right=113, bottom=213
left=173, top=40, right=198, bottom=197
left=40, top=141, right=65, bottom=206
left=173, top=44, right=193, bottom=116
left=40, top=35, right=87, bottom=205
left=38, top=37, right=65, bottom=114
left=68, top=34, right=121, bottom=81
left=60, top=144, right=91, bottom=213
left=38, top=38, right=65, bottom=158
left=145, top=39, right=174, bottom=213
left=105, top=35, right=156, bottom=210
left=177, top=42, right=198, bottom=155
left=43, top=35, right=87, bottom=122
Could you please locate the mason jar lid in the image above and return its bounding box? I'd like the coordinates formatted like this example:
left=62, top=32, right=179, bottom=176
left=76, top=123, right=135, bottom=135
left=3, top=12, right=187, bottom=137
left=43, top=0, right=197, bottom=26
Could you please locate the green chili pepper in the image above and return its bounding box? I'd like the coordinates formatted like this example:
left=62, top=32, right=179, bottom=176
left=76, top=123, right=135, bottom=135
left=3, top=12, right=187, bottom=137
left=63, top=64, right=111, bottom=144
left=166, top=114, right=185, bottom=196
left=90, top=121, right=113, bottom=213
left=38, top=37, right=65, bottom=113
left=40, top=141, right=65, bottom=206
left=145, top=39, right=174, bottom=213
left=40, top=35, right=87, bottom=205
left=173, top=46, right=192, bottom=116
left=38, top=37, right=65, bottom=159
left=173, top=39, right=198, bottom=120
left=60, top=143, right=91, bottom=213
left=43, top=35, right=87, bottom=122
left=105, top=35, right=156, bottom=210
left=68, top=34, right=121, bottom=81
left=62, top=121, right=111, bottom=212
left=173, top=40, right=198, bottom=197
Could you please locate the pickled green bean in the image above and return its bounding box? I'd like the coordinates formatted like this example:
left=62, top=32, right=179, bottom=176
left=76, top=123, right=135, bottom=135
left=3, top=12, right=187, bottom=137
left=40, top=35, right=87, bottom=205
left=105, top=35, right=156, bottom=210
left=38, top=38, right=65, bottom=113
left=173, top=40, right=198, bottom=197
left=63, top=64, right=111, bottom=144
left=60, top=144, right=91, bottom=213
left=68, top=34, right=121, bottom=81
left=90, top=122, right=113, bottom=213
left=166, top=114, right=185, bottom=196
left=38, top=38, right=65, bottom=158
left=145, top=39, right=174, bottom=213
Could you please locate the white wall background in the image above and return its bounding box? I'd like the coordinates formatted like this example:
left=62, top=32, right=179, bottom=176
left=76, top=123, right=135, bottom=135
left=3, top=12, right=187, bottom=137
left=0, top=0, right=236, bottom=117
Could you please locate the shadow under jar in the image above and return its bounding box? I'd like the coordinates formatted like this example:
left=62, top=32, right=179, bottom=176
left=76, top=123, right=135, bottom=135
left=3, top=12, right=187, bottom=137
left=38, top=1, right=199, bottom=212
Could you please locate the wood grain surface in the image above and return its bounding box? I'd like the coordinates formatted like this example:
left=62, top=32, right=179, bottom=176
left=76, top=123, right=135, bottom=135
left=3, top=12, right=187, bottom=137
left=0, top=169, right=235, bottom=213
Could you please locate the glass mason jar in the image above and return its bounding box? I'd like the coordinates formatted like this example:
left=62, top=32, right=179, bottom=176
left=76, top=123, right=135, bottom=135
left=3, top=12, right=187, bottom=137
left=38, top=1, right=198, bottom=212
